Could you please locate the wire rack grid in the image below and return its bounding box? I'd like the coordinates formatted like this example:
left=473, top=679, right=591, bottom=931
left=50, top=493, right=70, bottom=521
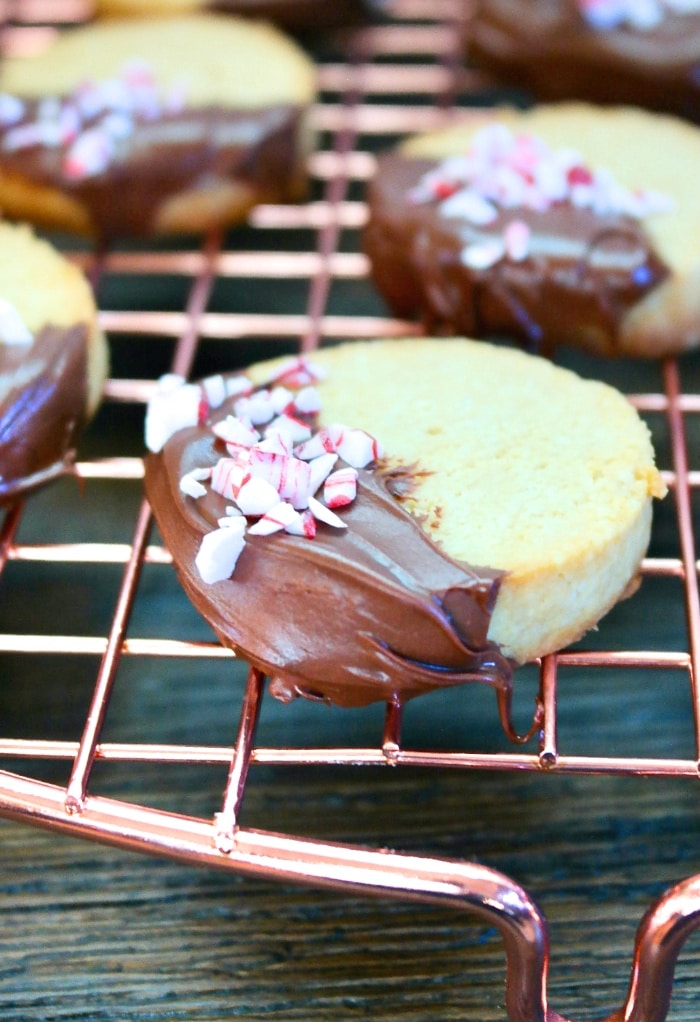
left=2, top=2, right=700, bottom=1020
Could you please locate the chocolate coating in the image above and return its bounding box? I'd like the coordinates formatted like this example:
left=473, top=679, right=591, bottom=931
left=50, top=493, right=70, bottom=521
left=364, top=153, right=669, bottom=356
left=144, top=409, right=515, bottom=713
left=467, top=0, right=700, bottom=121
left=209, top=0, right=365, bottom=30
left=0, top=102, right=304, bottom=241
left=0, top=324, right=87, bottom=505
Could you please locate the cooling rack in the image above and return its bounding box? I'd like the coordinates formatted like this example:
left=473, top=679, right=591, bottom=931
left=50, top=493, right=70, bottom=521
left=2, top=1, right=700, bottom=1020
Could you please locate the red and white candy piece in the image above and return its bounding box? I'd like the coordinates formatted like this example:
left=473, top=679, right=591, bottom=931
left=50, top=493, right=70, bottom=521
left=248, top=500, right=299, bottom=535
left=64, top=127, right=114, bottom=180
left=324, top=467, right=358, bottom=508
left=270, top=355, right=327, bottom=389
left=211, top=457, right=250, bottom=502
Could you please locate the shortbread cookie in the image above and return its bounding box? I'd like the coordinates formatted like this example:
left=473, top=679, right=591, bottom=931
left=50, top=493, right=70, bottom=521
left=364, top=103, right=700, bottom=358
left=0, top=15, right=316, bottom=240
left=0, top=222, right=108, bottom=505
left=466, top=0, right=700, bottom=121
left=95, top=0, right=365, bottom=32
left=143, top=339, right=664, bottom=710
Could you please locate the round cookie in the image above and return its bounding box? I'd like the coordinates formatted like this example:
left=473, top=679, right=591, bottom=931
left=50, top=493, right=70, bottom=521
left=0, top=221, right=108, bottom=505
left=466, top=0, right=700, bottom=122
left=143, top=338, right=664, bottom=709
left=364, top=103, right=700, bottom=358
left=0, top=15, right=316, bottom=240
left=94, top=0, right=365, bottom=32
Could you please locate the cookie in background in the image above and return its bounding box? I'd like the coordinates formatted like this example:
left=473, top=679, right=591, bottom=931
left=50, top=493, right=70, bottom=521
left=365, top=103, right=700, bottom=358
left=0, top=221, right=108, bottom=505
left=466, top=0, right=700, bottom=122
left=0, top=15, right=316, bottom=241
left=94, top=0, right=369, bottom=32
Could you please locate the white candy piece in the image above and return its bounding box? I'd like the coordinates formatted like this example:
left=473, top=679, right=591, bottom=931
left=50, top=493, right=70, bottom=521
left=335, top=427, right=382, bottom=468
left=461, top=239, right=506, bottom=271
left=292, top=385, right=322, bottom=415
left=308, top=495, right=347, bottom=529
left=179, top=467, right=210, bottom=499
left=225, top=374, right=253, bottom=399
left=265, top=411, right=312, bottom=444
left=0, top=297, right=33, bottom=346
left=0, top=93, right=25, bottom=126
left=201, top=374, right=227, bottom=408
left=440, top=188, right=498, bottom=225
left=145, top=379, right=201, bottom=453
left=235, top=477, right=281, bottom=517
left=503, top=220, right=531, bottom=262
left=212, top=415, right=259, bottom=448
left=195, top=521, right=246, bottom=584
left=234, top=389, right=276, bottom=426
left=308, top=452, right=338, bottom=496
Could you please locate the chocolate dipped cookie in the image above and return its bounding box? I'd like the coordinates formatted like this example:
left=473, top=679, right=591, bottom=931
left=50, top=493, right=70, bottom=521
left=143, top=339, right=664, bottom=711
left=95, top=0, right=366, bottom=32
left=0, top=15, right=316, bottom=241
left=466, top=0, right=700, bottom=121
left=0, top=222, right=108, bottom=505
left=364, top=103, right=700, bottom=358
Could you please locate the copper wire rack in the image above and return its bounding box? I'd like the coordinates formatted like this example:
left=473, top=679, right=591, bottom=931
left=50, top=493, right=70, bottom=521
left=2, top=2, right=700, bottom=1019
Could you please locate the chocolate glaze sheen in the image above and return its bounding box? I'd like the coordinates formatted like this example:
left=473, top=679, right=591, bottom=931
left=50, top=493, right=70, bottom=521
left=144, top=411, right=514, bottom=711
left=0, top=102, right=303, bottom=241
left=364, top=153, right=669, bottom=356
left=0, top=324, right=87, bottom=504
left=467, top=0, right=700, bottom=121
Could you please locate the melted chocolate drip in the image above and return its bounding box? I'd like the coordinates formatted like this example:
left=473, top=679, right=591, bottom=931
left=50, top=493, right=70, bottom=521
left=0, top=102, right=304, bottom=241
left=364, top=153, right=669, bottom=357
left=467, top=0, right=700, bottom=121
left=144, top=415, right=515, bottom=713
left=0, top=324, right=87, bottom=505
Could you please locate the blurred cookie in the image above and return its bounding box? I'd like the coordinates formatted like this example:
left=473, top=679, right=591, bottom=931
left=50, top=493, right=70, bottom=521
left=0, top=222, right=108, bottom=505
left=0, top=15, right=316, bottom=240
left=95, top=0, right=365, bottom=32
left=143, top=338, right=664, bottom=709
left=466, top=0, right=700, bottom=121
left=365, top=103, right=700, bottom=357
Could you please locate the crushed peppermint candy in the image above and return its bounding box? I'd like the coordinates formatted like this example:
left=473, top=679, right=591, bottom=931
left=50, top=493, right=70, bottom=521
left=145, top=356, right=383, bottom=583
left=578, top=0, right=700, bottom=31
left=0, top=297, right=33, bottom=346
left=0, top=60, right=187, bottom=181
left=407, top=122, right=673, bottom=271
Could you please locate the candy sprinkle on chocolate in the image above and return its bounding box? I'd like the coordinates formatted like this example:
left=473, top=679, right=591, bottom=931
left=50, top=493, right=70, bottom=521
left=145, top=367, right=383, bottom=583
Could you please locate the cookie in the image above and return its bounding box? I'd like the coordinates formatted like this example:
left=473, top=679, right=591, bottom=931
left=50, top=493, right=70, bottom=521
left=364, top=103, right=700, bottom=358
left=143, top=339, right=664, bottom=710
left=0, top=221, right=108, bottom=505
left=0, top=15, right=316, bottom=240
left=466, top=0, right=700, bottom=121
left=94, top=0, right=365, bottom=32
